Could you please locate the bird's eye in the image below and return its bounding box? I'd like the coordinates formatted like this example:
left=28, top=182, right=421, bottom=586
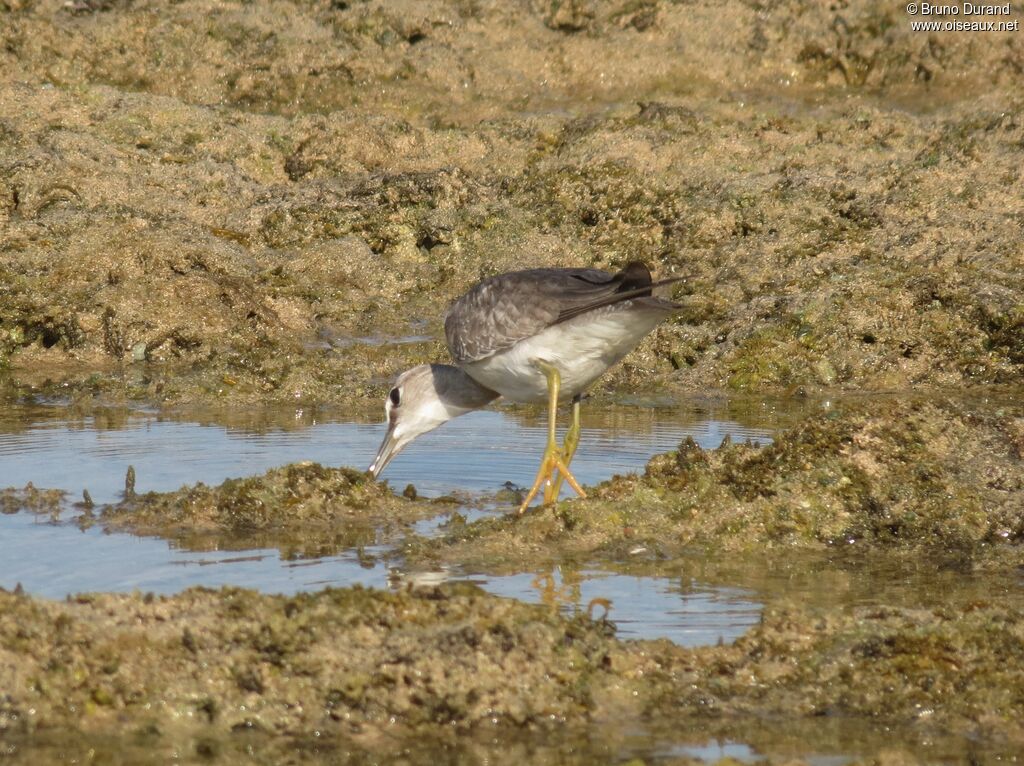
left=389, top=387, right=401, bottom=407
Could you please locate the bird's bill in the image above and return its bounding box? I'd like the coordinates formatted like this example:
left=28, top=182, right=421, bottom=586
left=368, top=423, right=399, bottom=478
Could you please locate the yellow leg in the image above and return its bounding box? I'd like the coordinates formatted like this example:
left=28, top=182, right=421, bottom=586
left=546, top=394, right=582, bottom=503
left=517, top=362, right=587, bottom=514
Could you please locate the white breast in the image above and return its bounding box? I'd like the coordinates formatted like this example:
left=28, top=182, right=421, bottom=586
left=461, top=302, right=669, bottom=404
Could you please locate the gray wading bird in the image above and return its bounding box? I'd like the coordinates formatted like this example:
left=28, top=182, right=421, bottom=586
left=368, top=262, right=683, bottom=513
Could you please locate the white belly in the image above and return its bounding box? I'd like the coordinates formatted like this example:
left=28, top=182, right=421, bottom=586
left=461, top=303, right=668, bottom=403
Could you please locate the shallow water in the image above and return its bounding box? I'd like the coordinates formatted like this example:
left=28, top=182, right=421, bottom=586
left=0, top=399, right=781, bottom=646
left=422, top=567, right=762, bottom=645
left=0, top=512, right=762, bottom=647
left=1, top=399, right=1017, bottom=763
left=0, top=400, right=778, bottom=503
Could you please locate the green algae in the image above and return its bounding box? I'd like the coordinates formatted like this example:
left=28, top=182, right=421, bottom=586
left=645, top=396, right=1024, bottom=550
left=676, top=602, right=1024, bottom=746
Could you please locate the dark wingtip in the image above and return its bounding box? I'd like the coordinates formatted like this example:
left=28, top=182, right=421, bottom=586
left=617, top=262, right=653, bottom=294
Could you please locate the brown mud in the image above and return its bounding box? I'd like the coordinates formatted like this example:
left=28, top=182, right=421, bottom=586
left=2, top=0, right=1023, bottom=763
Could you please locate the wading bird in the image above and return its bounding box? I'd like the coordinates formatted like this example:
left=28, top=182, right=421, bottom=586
left=368, top=262, right=682, bottom=513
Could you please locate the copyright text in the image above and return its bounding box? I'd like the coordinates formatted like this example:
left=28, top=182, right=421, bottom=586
left=906, top=3, right=1019, bottom=30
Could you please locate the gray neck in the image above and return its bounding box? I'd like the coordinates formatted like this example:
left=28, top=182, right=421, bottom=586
left=428, top=363, right=500, bottom=412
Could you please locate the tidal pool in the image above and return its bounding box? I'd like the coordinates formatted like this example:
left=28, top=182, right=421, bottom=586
left=1, top=398, right=1017, bottom=766
left=0, top=399, right=781, bottom=502
left=0, top=399, right=780, bottom=645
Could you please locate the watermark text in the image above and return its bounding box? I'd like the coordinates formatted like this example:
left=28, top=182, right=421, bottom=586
left=906, top=3, right=1019, bottom=30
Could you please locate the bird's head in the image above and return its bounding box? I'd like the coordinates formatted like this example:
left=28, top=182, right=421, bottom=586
left=367, top=364, right=497, bottom=478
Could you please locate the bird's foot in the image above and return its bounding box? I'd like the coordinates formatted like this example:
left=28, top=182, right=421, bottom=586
left=545, top=462, right=586, bottom=505
left=518, top=442, right=586, bottom=514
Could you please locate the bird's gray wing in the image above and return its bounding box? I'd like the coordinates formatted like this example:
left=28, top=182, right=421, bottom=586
left=444, top=263, right=673, bottom=364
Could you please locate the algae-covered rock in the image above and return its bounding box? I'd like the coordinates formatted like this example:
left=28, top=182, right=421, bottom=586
left=642, top=397, right=1024, bottom=550
left=1, top=585, right=1022, bottom=760
left=0, top=2, right=1022, bottom=403
left=0, top=483, right=64, bottom=516
left=0, top=584, right=631, bottom=758
left=408, top=397, right=1024, bottom=568
left=97, top=461, right=437, bottom=556
left=1, top=0, right=1018, bottom=113
left=674, top=602, right=1024, bottom=747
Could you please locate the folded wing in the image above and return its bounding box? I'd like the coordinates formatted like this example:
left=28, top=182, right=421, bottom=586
left=445, top=262, right=681, bottom=364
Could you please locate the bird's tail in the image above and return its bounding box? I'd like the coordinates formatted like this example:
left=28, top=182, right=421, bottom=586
left=557, top=262, right=686, bottom=322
